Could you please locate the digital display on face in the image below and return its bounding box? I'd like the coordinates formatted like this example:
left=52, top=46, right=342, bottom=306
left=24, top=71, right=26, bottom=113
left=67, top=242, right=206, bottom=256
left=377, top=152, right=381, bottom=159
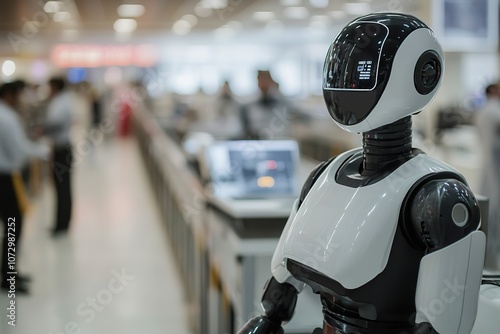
left=357, top=60, right=373, bottom=81
left=323, top=22, right=388, bottom=90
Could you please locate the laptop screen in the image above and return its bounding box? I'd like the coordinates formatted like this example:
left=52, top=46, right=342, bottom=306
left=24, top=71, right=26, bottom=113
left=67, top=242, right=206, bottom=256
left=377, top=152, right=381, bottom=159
left=204, top=140, right=300, bottom=199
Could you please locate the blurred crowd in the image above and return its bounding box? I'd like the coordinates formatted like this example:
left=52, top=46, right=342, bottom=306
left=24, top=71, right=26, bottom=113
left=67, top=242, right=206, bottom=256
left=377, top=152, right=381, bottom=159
left=0, top=76, right=135, bottom=295
left=0, top=69, right=304, bottom=295
left=1, top=66, right=500, bottom=296
left=163, top=69, right=307, bottom=143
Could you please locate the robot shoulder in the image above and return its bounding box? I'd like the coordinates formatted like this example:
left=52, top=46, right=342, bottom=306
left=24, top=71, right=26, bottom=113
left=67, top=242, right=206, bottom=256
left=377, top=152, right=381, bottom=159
left=403, top=174, right=481, bottom=252
left=298, top=156, right=336, bottom=209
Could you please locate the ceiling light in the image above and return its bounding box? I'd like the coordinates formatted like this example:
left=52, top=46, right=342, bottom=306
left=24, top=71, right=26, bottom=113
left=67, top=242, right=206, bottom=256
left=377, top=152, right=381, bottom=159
left=113, top=18, right=137, bottom=33
left=343, top=3, right=371, bottom=15
left=280, top=0, right=301, bottom=5
left=284, top=6, right=309, bottom=19
left=329, top=11, right=346, bottom=19
left=195, top=2, right=212, bottom=17
left=253, top=11, right=275, bottom=21
left=43, top=1, right=62, bottom=14
left=117, top=4, right=145, bottom=17
left=309, top=0, right=329, bottom=8
left=2, top=60, right=15, bottom=77
left=182, top=14, right=198, bottom=26
left=173, top=20, right=191, bottom=35
left=53, top=11, right=71, bottom=22
left=200, top=0, right=227, bottom=9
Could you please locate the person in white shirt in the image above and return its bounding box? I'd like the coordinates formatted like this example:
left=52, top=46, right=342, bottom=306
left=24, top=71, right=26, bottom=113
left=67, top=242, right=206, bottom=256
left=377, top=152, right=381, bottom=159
left=45, top=78, right=74, bottom=236
left=476, top=83, right=500, bottom=258
left=0, top=82, right=49, bottom=294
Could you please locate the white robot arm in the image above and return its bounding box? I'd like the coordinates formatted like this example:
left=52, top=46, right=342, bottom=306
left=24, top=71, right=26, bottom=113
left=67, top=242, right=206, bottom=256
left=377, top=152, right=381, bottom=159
left=409, top=179, right=486, bottom=334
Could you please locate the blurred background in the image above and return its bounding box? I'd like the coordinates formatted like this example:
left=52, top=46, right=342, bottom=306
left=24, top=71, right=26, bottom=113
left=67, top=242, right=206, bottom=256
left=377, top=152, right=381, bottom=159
left=0, top=0, right=499, bottom=334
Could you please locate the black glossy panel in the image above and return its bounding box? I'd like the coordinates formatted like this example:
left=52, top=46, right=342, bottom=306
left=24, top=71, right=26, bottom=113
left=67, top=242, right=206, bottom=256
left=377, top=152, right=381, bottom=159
left=410, top=178, right=480, bottom=251
left=324, top=22, right=388, bottom=90
left=236, top=316, right=283, bottom=334
left=323, top=13, right=429, bottom=126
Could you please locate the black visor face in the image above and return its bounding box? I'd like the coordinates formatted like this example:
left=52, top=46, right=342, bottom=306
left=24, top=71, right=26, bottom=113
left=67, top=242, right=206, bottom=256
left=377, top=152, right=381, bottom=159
left=323, top=22, right=388, bottom=91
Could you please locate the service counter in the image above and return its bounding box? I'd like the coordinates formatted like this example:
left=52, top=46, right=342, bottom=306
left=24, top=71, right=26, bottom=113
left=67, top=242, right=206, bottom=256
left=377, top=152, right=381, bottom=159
left=133, top=108, right=323, bottom=334
left=205, top=163, right=323, bottom=333
left=134, top=109, right=207, bottom=334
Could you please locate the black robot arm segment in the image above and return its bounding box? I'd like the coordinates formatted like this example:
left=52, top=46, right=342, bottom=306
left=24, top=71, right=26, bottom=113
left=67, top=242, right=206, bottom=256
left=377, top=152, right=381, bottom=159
left=237, top=277, right=298, bottom=334
left=408, top=178, right=480, bottom=252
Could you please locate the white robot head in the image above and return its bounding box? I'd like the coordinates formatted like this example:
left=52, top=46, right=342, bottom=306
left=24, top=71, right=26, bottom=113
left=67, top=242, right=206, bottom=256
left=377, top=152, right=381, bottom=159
left=323, top=13, right=444, bottom=133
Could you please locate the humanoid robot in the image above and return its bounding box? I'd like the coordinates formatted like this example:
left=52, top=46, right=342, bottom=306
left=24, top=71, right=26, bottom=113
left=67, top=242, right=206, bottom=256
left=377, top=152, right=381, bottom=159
left=237, top=13, right=486, bottom=334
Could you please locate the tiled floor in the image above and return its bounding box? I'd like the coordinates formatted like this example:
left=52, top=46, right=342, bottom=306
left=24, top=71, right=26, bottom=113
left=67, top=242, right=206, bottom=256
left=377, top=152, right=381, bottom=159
left=0, top=137, right=190, bottom=334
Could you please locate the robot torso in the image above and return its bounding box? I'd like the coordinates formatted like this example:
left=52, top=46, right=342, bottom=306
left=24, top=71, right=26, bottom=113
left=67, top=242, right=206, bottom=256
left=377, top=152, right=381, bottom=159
left=276, top=148, right=461, bottom=289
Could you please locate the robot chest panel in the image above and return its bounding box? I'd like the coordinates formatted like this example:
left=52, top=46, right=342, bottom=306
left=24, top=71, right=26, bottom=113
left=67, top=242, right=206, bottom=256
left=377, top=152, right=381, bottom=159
left=281, top=152, right=457, bottom=289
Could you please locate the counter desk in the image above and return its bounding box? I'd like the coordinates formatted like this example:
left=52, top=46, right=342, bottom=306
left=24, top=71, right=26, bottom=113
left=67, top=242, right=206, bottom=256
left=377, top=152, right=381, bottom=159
left=200, top=142, right=322, bottom=334
left=203, top=157, right=324, bottom=334
left=134, top=109, right=324, bottom=334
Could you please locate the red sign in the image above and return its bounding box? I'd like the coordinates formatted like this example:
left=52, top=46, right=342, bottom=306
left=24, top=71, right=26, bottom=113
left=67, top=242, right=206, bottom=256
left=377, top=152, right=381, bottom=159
left=51, top=44, right=158, bottom=67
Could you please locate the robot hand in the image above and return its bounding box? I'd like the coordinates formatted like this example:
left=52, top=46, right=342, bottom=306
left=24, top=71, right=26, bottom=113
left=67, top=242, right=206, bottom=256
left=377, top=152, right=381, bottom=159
left=237, top=277, right=298, bottom=334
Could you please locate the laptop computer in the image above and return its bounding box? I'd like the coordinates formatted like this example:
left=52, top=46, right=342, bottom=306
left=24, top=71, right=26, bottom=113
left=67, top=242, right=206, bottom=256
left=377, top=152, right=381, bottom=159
left=203, top=140, right=300, bottom=200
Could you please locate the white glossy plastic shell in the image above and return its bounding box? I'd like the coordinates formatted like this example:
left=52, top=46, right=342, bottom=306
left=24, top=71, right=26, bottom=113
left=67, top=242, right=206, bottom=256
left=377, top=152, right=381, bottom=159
left=415, top=231, right=486, bottom=334
left=272, top=148, right=463, bottom=289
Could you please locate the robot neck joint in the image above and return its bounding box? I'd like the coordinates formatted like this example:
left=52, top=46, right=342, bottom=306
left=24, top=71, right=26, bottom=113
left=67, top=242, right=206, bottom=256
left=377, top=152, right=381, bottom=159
left=362, top=116, right=413, bottom=175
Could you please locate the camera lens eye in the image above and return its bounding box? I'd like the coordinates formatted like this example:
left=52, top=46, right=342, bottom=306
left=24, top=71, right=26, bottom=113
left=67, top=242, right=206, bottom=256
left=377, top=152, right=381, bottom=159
left=421, top=61, right=437, bottom=87
left=414, top=51, right=441, bottom=95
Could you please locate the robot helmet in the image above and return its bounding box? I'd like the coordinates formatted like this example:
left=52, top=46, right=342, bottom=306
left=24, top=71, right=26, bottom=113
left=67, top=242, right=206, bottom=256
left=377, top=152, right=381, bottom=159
left=323, top=13, right=443, bottom=133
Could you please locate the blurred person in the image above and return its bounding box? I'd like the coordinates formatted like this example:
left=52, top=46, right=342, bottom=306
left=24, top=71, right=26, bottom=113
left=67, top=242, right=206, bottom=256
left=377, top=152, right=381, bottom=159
left=0, top=82, right=49, bottom=293
left=12, top=80, right=32, bottom=185
left=213, top=80, right=242, bottom=139
left=476, top=83, right=500, bottom=248
left=12, top=80, right=27, bottom=113
left=189, top=81, right=242, bottom=139
left=216, top=80, right=239, bottom=119
left=239, top=70, right=295, bottom=139
left=189, top=86, right=214, bottom=122
left=45, top=78, right=74, bottom=236
left=90, top=88, right=102, bottom=130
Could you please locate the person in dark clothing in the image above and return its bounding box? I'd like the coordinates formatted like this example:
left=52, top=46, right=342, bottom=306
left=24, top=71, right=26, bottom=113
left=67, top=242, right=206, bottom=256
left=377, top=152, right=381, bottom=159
left=239, top=70, right=296, bottom=140
left=45, top=78, right=74, bottom=236
left=91, top=89, right=102, bottom=129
